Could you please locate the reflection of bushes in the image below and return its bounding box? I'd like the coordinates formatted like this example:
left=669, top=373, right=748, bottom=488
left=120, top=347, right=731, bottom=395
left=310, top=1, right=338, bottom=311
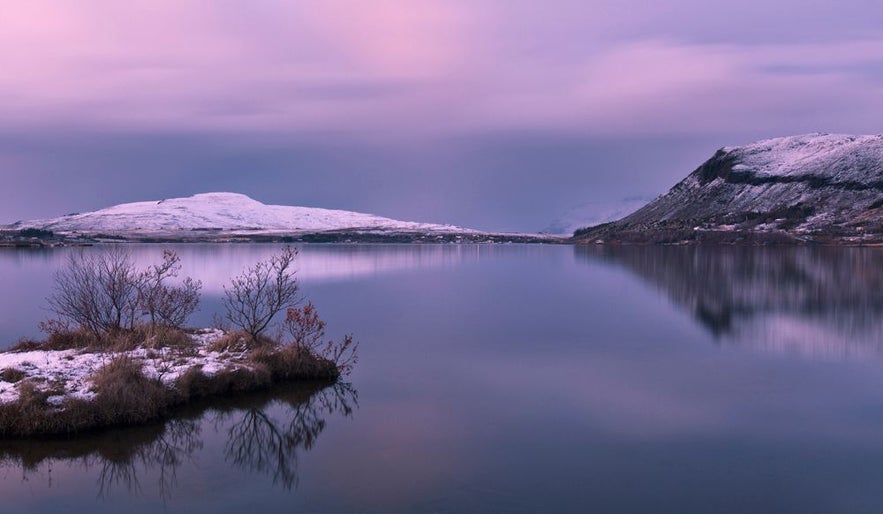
left=0, top=382, right=357, bottom=497
left=223, top=382, right=358, bottom=489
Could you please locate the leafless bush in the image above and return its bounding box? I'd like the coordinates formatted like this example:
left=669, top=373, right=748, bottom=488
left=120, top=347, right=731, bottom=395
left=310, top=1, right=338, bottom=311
left=46, top=248, right=201, bottom=340
left=284, top=302, right=325, bottom=351
left=284, top=303, right=359, bottom=376
left=137, top=250, right=202, bottom=329
left=223, top=246, right=301, bottom=341
left=48, top=247, right=140, bottom=337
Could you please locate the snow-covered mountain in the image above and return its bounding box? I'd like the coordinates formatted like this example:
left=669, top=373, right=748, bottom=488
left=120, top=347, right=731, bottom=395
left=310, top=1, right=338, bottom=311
left=9, top=192, right=477, bottom=237
left=576, top=134, right=883, bottom=244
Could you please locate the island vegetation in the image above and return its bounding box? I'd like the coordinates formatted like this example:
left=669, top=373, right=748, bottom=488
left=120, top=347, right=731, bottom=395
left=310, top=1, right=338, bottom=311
left=0, top=246, right=358, bottom=437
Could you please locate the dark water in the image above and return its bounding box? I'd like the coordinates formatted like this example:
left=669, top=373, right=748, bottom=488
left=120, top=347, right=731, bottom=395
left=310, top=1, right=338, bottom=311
left=3, top=244, right=883, bottom=513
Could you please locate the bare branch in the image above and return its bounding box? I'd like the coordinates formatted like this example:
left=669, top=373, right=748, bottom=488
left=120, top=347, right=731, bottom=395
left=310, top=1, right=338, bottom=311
left=223, top=246, right=301, bottom=341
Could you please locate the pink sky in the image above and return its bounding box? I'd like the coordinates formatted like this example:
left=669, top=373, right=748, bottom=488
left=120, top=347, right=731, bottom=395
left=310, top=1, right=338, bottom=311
left=1, top=0, right=882, bottom=230
left=2, top=1, right=882, bottom=138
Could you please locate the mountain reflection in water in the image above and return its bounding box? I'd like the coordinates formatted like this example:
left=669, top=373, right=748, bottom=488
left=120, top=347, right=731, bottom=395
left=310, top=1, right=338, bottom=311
left=576, top=245, right=883, bottom=359
left=0, top=382, right=357, bottom=499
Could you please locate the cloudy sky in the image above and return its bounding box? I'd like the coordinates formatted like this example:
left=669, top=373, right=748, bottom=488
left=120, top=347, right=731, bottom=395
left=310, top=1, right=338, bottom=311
left=1, top=1, right=882, bottom=231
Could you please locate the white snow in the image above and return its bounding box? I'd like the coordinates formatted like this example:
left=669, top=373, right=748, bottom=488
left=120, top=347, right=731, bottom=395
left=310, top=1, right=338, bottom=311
left=0, top=328, right=243, bottom=405
left=723, top=133, right=883, bottom=180
left=13, top=192, right=478, bottom=235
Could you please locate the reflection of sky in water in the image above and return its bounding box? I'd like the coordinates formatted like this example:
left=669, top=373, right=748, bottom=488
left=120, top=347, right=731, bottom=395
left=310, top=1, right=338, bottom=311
left=5, top=245, right=883, bottom=512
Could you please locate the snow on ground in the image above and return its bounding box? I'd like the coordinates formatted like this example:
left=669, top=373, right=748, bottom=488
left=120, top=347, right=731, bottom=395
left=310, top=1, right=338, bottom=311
left=12, top=192, right=478, bottom=235
left=0, top=328, right=239, bottom=406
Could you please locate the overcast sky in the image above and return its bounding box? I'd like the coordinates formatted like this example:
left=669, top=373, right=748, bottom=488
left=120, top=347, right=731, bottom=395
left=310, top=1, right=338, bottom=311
left=2, top=1, right=882, bottom=231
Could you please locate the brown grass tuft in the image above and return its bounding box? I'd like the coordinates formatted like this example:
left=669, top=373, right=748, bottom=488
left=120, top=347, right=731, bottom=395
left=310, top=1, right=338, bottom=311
left=249, top=345, right=338, bottom=381
left=174, top=365, right=272, bottom=400
left=208, top=330, right=275, bottom=353
left=9, top=328, right=98, bottom=352
left=0, top=368, right=26, bottom=383
left=89, top=356, right=171, bottom=424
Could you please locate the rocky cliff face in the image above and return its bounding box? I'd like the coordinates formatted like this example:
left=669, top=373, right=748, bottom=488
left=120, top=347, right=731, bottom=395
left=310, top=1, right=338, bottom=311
left=576, top=134, right=883, bottom=244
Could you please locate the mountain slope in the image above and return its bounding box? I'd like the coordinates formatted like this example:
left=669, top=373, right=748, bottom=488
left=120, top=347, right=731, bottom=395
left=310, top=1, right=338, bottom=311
left=575, top=134, right=883, bottom=244
left=10, top=192, right=475, bottom=236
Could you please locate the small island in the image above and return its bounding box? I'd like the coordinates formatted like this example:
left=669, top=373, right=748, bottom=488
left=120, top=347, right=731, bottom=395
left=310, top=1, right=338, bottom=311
left=0, top=247, right=357, bottom=437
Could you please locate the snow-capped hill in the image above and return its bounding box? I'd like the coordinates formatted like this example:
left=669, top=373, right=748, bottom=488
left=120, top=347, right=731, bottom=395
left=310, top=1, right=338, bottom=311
left=721, top=133, right=883, bottom=181
left=12, top=192, right=476, bottom=236
left=576, top=133, right=883, bottom=244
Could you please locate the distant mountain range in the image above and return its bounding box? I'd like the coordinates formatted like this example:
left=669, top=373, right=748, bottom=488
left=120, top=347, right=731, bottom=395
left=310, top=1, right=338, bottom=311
left=3, top=192, right=556, bottom=244
left=575, top=134, right=883, bottom=244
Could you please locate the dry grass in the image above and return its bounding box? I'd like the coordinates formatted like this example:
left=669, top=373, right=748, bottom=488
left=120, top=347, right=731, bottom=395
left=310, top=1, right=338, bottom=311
left=0, top=329, right=346, bottom=437
left=9, top=328, right=98, bottom=352
left=174, top=365, right=273, bottom=400
left=89, top=356, right=171, bottom=424
left=0, top=368, right=26, bottom=383
left=8, top=325, right=195, bottom=354
left=208, top=330, right=275, bottom=353
left=0, top=357, right=173, bottom=437
left=249, top=345, right=338, bottom=381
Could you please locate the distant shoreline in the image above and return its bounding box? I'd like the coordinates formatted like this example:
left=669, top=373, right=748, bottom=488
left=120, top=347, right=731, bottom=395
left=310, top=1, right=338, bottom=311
left=0, top=229, right=566, bottom=246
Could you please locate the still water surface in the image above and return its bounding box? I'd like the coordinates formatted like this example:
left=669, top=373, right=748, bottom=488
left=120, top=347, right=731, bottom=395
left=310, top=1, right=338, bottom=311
left=2, top=244, right=883, bottom=513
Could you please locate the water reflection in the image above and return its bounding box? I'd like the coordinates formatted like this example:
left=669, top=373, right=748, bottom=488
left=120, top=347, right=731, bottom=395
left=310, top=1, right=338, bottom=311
left=577, top=245, right=883, bottom=358
left=0, top=382, right=357, bottom=499
left=220, top=382, right=357, bottom=489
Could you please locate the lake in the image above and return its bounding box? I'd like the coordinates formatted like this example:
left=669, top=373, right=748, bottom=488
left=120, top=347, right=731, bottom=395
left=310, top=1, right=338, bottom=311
left=3, top=243, right=883, bottom=513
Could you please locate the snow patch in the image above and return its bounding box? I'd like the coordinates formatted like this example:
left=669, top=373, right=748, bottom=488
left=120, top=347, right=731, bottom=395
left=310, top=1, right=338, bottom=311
left=0, top=328, right=239, bottom=405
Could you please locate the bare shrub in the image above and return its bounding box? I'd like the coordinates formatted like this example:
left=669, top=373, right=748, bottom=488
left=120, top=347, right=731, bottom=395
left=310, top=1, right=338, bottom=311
left=284, top=302, right=325, bottom=351
left=137, top=250, right=202, bottom=329
left=223, top=246, right=301, bottom=341
left=45, top=248, right=201, bottom=342
left=284, top=304, right=359, bottom=376
left=48, top=247, right=140, bottom=337
left=321, top=335, right=359, bottom=377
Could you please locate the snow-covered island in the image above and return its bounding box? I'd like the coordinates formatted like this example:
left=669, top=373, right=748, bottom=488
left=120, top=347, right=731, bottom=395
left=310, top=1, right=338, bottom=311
left=0, top=246, right=356, bottom=437
left=0, top=326, right=346, bottom=437
left=2, top=192, right=560, bottom=244
left=575, top=133, right=883, bottom=245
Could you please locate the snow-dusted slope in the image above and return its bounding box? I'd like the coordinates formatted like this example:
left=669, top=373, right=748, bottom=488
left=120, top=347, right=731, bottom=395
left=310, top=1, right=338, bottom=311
left=11, top=193, right=476, bottom=236
left=576, top=133, right=883, bottom=244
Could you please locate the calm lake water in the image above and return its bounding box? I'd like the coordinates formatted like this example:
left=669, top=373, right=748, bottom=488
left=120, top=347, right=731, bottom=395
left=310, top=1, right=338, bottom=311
left=3, top=244, right=883, bottom=513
